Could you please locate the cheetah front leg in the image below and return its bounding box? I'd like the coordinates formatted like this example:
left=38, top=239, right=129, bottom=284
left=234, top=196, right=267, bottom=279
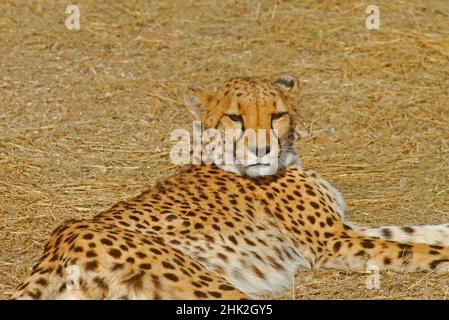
left=350, top=223, right=449, bottom=247
left=319, top=236, right=449, bottom=274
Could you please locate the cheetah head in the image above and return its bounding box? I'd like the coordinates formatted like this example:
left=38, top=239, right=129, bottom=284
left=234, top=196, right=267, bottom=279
left=183, top=74, right=300, bottom=178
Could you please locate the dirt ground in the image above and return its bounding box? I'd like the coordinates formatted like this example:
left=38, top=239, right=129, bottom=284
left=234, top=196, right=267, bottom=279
left=1, top=0, right=448, bottom=300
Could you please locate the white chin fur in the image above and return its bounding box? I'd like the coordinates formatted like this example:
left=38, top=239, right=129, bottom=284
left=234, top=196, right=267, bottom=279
left=215, top=151, right=300, bottom=178
left=245, top=164, right=278, bottom=177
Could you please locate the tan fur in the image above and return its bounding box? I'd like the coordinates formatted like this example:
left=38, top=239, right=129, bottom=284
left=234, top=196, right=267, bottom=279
left=11, top=76, right=449, bottom=300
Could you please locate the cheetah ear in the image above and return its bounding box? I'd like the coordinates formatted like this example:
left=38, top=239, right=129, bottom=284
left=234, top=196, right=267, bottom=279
left=183, top=87, right=211, bottom=121
left=273, top=74, right=299, bottom=93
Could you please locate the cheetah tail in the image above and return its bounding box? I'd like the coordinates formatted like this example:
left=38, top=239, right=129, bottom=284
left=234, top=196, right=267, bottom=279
left=350, top=223, right=449, bottom=247
left=322, top=237, right=449, bottom=274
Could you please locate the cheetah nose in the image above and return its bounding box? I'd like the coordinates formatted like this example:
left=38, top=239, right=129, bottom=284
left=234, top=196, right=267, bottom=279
left=249, top=146, right=271, bottom=157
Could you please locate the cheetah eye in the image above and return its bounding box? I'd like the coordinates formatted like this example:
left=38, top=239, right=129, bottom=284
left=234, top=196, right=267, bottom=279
left=272, top=112, right=287, bottom=121
left=227, top=114, right=243, bottom=122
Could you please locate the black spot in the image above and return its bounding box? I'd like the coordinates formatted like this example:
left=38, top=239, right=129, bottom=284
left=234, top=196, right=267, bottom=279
left=225, top=221, right=234, bottom=228
left=306, top=216, right=316, bottom=224
left=306, top=189, right=316, bottom=196
left=58, top=283, right=66, bottom=293
left=402, top=226, right=415, bottom=234
left=326, top=217, right=334, bottom=227
left=275, top=212, right=285, bottom=221
left=85, top=260, right=98, bottom=271
left=93, top=277, right=108, bottom=290
left=218, top=284, right=235, bottom=291
left=355, top=250, right=366, bottom=257
left=127, top=242, right=137, bottom=249
left=223, top=246, right=236, bottom=253
left=150, top=248, right=162, bottom=255
left=140, top=263, right=152, bottom=270
left=74, top=246, right=83, bottom=253
left=383, top=257, right=392, bottom=265
left=217, top=253, right=228, bottom=261
left=361, top=239, right=375, bottom=249
left=100, top=238, right=113, bottom=246
left=430, top=259, right=449, bottom=270
left=293, top=190, right=302, bottom=197
left=28, top=290, right=42, bottom=299
left=208, top=291, right=222, bottom=298
left=36, top=278, right=48, bottom=287
left=310, top=201, right=320, bottom=209
left=86, top=250, right=97, bottom=258
left=252, top=265, right=266, bottom=279
left=333, top=241, right=342, bottom=253
left=228, top=236, right=238, bottom=245
left=194, top=290, right=208, bottom=298
left=56, top=265, right=63, bottom=276
left=112, top=263, right=124, bottom=271
left=381, top=228, right=392, bottom=239
left=162, top=261, right=175, bottom=270
left=163, top=273, right=179, bottom=282
left=199, top=275, right=213, bottom=282
left=182, top=221, right=191, bottom=227
left=82, top=233, right=94, bottom=240
left=194, top=223, right=204, bottom=230
left=108, top=249, right=122, bottom=259
left=166, top=214, right=178, bottom=221
left=397, top=243, right=413, bottom=250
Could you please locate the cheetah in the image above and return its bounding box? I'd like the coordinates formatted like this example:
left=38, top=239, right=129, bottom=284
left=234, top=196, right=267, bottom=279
left=11, top=74, right=449, bottom=300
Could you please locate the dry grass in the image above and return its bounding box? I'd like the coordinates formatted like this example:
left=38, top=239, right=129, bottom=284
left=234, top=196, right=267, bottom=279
left=0, top=0, right=448, bottom=299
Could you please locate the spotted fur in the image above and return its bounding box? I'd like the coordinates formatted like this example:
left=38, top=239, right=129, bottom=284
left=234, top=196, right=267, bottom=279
left=11, top=75, right=449, bottom=300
